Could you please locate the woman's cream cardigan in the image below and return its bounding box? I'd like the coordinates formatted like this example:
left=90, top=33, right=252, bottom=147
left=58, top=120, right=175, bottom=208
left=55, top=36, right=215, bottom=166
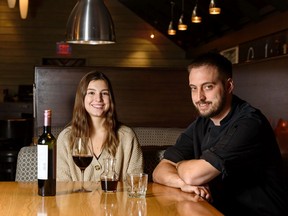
left=56, top=125, right=144, bottom=182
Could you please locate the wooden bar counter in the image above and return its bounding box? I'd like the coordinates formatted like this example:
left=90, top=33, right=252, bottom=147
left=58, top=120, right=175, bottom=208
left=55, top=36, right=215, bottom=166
left=0, top=181, right=223, bottom=216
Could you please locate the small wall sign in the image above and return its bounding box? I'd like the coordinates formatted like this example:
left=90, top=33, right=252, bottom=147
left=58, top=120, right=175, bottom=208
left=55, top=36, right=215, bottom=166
left=56, top=42, right=72, bottom=55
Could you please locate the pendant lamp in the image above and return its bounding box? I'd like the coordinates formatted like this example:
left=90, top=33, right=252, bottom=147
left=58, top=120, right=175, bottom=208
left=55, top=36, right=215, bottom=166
left=167, top=1, right=176, bottom=35
left=7, top=0, right=16, bottom=8
left=178, top=14, right=187, bottom=30
left=191, top=2, right=202, bottom=23
left=66, top=0, right=116, bottom=45
left=178, top=0, right=187, bottom=31
left=209, top=0, right=221, bottom=15
left=168, top=21, right=176, bottom=35
left=19, top=0, right=29, bottom=19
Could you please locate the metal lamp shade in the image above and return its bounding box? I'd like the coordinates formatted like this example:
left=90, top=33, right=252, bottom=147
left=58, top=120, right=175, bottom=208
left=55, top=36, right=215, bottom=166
left=66, top=0, right=116, bottom=45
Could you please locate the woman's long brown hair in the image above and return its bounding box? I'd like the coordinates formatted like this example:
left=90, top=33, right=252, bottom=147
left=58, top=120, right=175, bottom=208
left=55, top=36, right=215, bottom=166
left=69, top=71, right=120, bottom=156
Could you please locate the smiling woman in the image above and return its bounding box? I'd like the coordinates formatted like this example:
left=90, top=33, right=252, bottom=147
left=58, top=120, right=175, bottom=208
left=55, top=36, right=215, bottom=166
left=84, top=79, right=111, bottom=120
left=56, top=71, right=144, bottom=182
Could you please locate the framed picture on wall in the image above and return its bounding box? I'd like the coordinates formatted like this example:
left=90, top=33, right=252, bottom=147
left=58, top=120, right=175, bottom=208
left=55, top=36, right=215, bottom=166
left=220, top=46, right=239, bottom=64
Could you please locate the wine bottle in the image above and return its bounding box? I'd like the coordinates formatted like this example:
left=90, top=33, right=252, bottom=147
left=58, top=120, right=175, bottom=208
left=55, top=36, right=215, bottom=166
left=37, top=109, right=56, bottom=196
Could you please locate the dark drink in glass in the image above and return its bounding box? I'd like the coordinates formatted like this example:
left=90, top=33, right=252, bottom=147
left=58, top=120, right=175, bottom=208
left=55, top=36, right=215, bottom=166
left=71, top=137, right=93, bottom=193
left=101, top=179, right=118, bottom=192
left=100, top=158, right=119, bottom=192
left=73, top=155, right=93, bottom=171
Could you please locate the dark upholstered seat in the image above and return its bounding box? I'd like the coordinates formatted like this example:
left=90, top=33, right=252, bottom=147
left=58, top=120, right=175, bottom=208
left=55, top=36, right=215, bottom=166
left=141, top=145, right=170, bottom=182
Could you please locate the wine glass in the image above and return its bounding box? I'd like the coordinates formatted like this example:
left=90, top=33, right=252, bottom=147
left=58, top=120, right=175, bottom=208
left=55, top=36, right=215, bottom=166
left=72, top=137, right=93, bottom=192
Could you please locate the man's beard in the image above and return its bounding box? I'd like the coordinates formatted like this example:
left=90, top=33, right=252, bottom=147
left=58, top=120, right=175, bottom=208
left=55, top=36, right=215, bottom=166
left=194, top=93, right=226, bottom=118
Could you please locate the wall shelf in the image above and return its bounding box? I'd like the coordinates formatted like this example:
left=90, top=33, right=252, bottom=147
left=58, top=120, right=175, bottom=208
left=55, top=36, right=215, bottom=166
left=237, top=29, right=288, bottom=64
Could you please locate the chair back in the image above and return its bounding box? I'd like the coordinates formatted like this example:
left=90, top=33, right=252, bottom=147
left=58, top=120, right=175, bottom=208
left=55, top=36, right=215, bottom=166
left=15, top=146, right=37, bottom=182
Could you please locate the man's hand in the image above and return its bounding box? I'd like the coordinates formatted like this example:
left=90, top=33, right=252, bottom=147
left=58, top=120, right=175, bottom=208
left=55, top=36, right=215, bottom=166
left=180, top=184, right=212, bottom=201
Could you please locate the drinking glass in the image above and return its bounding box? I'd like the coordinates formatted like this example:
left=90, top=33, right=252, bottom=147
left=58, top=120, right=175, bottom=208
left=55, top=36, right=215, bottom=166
left=100, top=158, right=119, bottom=192
left=126, top=173, right=148, bottom=198
left=72, top=137, right=93, bottom=192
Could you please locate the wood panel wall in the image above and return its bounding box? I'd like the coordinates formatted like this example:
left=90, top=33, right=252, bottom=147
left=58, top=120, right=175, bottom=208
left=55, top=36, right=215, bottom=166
left=34, top=67, right=197, bottom=129
left=233, top=55, right=288, bottom=128
left=0, top=0, right=190, bottom=96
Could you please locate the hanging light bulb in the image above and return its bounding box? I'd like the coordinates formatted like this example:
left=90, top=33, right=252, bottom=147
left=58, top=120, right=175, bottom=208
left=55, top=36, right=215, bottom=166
left=168, top=21, right=176, bottom=35
left=7, top=0, right=16, bottom=8
left=168, top=1, right=176, bottom=35
left=209, top=0, right=221, bottom=15
left=191, top=2, right=202, bottom=23
left=178, top=14, right=187, bottom=30
left=178, top=0, right=187, bottom=31
left=19, top=0, right=29, bottom=19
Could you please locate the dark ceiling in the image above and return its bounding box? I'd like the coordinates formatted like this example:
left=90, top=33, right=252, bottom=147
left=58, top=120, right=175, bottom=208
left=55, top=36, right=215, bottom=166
left=119, top=0, right=288, bottom=51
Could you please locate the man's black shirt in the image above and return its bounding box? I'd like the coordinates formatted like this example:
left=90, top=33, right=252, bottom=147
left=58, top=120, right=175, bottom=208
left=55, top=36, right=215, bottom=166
left=164, top=95, right=288, bottom=216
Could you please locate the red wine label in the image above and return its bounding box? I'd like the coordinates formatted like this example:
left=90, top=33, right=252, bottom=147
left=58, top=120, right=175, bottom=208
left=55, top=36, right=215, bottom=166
left=37, top=145, right=48, bottom=180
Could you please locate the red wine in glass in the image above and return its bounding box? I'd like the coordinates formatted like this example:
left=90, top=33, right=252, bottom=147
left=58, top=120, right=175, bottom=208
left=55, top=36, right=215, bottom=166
left=73, top=155, right=93, bottom=170
left=101, top=179, right=118, bottom=192
left=72, top=137, right=93, bottom=192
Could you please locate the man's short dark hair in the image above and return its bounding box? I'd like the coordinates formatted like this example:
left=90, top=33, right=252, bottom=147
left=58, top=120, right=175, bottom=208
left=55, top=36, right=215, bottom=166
left=188, top=52, right=233, bottom=79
